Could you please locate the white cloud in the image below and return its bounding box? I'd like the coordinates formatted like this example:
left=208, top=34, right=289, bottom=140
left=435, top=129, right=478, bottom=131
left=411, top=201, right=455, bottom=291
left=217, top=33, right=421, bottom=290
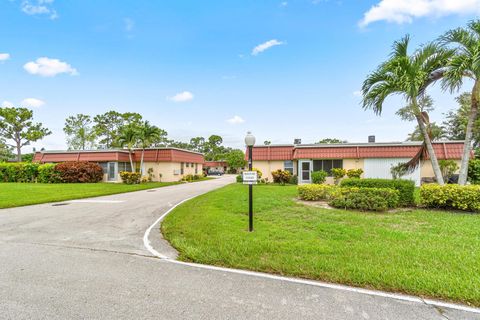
left=1, top=101, right=14, bottom=108
left=251, top=39, right=285, bottom=56
left=359, top=0, right=480, bottom=27
left=168, top=91, right=194, bottom=102
left=227, top=115, right=245, bottom=124
left=21, top=0, right=58, bottom=20
left=21, top=98, right=45, bottom=108
left=0, top=53, right=10, bottom=62
left=24, top=57, right=78, bottom=77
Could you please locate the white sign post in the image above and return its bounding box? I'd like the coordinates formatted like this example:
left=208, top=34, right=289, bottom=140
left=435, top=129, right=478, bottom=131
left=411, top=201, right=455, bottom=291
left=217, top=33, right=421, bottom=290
left=242, top=171, right=258, bottom=185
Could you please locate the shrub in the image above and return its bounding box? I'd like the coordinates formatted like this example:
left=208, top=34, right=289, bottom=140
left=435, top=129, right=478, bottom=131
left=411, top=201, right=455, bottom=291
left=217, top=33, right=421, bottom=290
left=329, top=187, right=400, bottom=211
left=55, top=162, right=104, bottom=183
left=37, top=164, right=61, bottom=183
left=439, top=160, right=459, bottom=183
left=182, top=174, right=195, bottom=182
left=468, top=159, right=480, bottom=184
left=0, top=162, right=40, bottom=182
left=311, top=170, right=327, bottom=184
left=271, top=169, right=292, bottom=185
left=346, top=168, right=363, bottom=179
left=120, top=171, right=141, bottom=184
left=340, top=178, right=415, bottom=207
left=251, top=168, right=263, bottom=179
left=419, top=184, right=480, bottom=212
left=236, top=174, right=243, bottom=183
left=298, top=184, right=336, bottom=201
left=331, top=168, right=347, bottom=184
left=289, top=174, right=298, bottom=185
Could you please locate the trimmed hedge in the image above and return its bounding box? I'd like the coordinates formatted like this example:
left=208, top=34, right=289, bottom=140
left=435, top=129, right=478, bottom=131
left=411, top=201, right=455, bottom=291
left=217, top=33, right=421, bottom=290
left=340, top=178, right=415, bottom=206
left=37, top=164, right=61, bottom=183
left=329, top=187, right=400, bottom=211
left=0, top=162, right=40, bottom=182
left=420, top=184, right=480, bottom=212
left=298, top=184, right=336, bottom=201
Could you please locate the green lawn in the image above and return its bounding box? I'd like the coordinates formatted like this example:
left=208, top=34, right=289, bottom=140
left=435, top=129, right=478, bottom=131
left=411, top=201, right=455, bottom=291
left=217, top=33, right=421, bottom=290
left=0, top=182, right=181, bottom=208
left=162, top=184, right=480, bottom=306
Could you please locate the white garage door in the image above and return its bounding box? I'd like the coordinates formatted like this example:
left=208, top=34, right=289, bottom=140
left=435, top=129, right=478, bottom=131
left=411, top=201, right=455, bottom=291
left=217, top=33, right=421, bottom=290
left=364, top=158, right=421, bottom=186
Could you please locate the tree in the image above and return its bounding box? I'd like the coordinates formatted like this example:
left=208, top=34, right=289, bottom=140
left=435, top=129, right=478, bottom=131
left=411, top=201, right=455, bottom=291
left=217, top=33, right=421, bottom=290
left=93, top=111, right=143, bottom=148
left=225, top=149, right=247, bottom=173
left=440, top=20, right=480, bottom=184
left=63, top=114, right=96, bottom=150
left=264, top=140, right=271, bottom=145
left=443, top=93, right=480, bottom=150
left=138, top=121, right=161, bottom=175
left=150, top=128, right=169, bottom=147
left=189, top=137, right=206, bottom=153
left=0, top=107, right=51, bottom=162
left=316, top=138, right=347, bottom=144
left=117, top=125, right=139, bottom=171
left=0, top=138, right=13, bottom=161
left=204, top=135, right=224, bottom=160
left=407, top=122, right=445, bottom=141
left=361, top=36, right=452, bottom=185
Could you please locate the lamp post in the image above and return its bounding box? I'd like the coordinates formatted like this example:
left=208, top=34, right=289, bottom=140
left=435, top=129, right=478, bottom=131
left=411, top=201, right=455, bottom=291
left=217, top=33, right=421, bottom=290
left=245, top=131, right=256, bottom=232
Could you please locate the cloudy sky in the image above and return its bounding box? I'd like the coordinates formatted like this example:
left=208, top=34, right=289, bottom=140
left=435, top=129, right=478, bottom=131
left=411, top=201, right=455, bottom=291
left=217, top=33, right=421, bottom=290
left=0, top=0, right=479, bottom=151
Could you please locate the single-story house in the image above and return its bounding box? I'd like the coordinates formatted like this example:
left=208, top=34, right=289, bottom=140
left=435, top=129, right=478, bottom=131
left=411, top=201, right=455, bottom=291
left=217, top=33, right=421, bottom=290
left=247, top=140, right=466, bottom=186
left=203, top=161, right=228, bottom=174
left=33, top=147, right=204, bottom=182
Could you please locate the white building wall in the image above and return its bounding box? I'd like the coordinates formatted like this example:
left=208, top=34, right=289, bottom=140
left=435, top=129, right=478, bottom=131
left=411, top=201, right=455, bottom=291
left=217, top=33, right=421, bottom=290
left=363, top=158, right=421, bottom=186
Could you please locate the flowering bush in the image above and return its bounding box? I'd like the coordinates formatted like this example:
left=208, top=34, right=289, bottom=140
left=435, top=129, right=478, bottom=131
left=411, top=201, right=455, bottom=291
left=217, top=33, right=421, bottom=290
left=120, top=171, right=141, bottom=184
left=271, top=169, right=292, bottom=185
left=298, top=184, right=336, bottom=201
left=346, top=168, right=363, bottom=179
left=331, top=168, right=347, bottom=184
left=420, top=184, right=480, bottom=212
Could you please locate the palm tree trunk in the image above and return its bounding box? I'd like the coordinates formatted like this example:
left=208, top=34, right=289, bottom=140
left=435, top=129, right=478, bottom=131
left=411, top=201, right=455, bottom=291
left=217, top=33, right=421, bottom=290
left=140, top=149, right=145, bottom=176
left=128, top=152, right=134, bottom=173
left=458, top=80, right=479, bottom=185
left=416, top=114, right=445, bottom=185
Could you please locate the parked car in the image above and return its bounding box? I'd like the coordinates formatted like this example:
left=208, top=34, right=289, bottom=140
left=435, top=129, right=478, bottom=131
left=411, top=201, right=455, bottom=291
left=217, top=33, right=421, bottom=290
left=208, top=169, right=224, bottom=176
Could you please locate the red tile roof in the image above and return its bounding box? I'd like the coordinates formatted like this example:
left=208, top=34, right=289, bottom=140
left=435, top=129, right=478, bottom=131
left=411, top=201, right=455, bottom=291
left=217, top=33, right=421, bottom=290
left=248, top=142, right=467, bottom=161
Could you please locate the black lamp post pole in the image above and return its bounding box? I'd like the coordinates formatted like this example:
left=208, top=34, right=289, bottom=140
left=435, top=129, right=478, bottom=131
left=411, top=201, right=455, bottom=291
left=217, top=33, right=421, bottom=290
left=248, top=145, right=253, bottom=232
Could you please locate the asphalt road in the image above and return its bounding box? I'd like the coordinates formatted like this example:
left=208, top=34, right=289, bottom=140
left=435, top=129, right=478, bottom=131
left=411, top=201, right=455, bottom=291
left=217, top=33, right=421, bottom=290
left=0, top=175, right=478, bottom=320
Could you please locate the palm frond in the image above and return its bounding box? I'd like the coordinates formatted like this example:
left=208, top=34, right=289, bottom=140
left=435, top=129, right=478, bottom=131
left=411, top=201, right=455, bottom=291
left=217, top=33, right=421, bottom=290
left=390, top=35, right=410, bottom=59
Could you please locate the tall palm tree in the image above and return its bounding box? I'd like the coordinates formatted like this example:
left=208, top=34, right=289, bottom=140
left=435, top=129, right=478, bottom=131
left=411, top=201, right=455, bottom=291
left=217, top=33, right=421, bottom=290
left=440, top=20, right=480, bottom=185
left=117, top=125, right=139, bottom=172
left=362, top=35, right=452, bottom=185
left=138, top=121, right=161, bottom=175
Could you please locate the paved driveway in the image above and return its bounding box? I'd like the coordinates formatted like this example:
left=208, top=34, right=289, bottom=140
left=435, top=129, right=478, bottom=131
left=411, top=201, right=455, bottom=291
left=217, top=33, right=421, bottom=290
left=0, top=176, right=478, bottom=320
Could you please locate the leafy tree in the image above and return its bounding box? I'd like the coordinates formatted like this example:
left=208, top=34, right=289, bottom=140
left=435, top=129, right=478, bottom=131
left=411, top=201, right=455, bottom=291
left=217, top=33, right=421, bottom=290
left=407, top=122, right=445, bottom=141
left=117, top=125, right=139, bottom=171
left=264, top=140, right=271, bottom=145
left=189, top=137, right=206, bottom=153
left=316, top=138, right=347, bottom=144
left=0, top=138, right=13, bottom=161
left=93, top=111, right=143, bottom=148
left=138, top=121, right=161, bottom=175
left=150, top=128, right=169, bottom=147
left=361, top=36, right=451, bottom=185
left=440, top=20, right=480, bottom=184
left=225, top=149, right=247, bottom=172
left=443, top=93, right=480, bottom=148
left=0, top=107, right=51, bottom=162
left=63, top=114, right=96, bottom=150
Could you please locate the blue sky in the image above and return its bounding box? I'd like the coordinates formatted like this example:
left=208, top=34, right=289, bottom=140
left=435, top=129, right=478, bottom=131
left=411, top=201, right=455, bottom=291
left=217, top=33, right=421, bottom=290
left=0, top=0, right=479, bottom=151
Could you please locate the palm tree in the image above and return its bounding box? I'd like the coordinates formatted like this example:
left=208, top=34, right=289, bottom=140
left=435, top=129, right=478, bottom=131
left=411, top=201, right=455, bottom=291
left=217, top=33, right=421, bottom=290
left=117, top=125, right=139, bottom=172
left=440, top=20, right=480, bottom=185
left=362, top=35, right=452, bottom=185
left=138, top=121, right=161, bottom=175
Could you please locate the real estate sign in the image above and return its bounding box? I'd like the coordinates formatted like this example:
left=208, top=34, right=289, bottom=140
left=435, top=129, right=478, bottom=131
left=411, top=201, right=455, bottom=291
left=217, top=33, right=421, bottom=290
left=242, top=171, right=258, bottom=185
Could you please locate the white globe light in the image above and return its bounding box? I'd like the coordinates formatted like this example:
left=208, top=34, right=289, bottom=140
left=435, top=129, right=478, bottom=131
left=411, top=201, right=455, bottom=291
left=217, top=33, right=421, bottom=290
left=245, top=131, right=256, bottom=146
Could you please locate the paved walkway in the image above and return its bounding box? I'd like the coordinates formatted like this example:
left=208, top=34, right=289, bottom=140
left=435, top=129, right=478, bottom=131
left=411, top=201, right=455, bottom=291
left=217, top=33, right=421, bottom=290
left=0, top=176, right=478, bottom=319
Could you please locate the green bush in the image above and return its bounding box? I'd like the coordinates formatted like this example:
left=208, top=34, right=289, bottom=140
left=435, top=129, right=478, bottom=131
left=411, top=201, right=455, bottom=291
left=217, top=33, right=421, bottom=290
left=331, top=168, right=346, bottom=184
left=468, top=159, right=480, bottom=184
left=289, top=174, right=298, bottom=185
left=298, top=184, right=336, bottom=201
left=0, top=162, right=40, bottom=182
left=120, top=171, right=141, bottom=184
left=271, top=169, right=292, bottom=185
left=439, top=160, right=459, bottom=182
left=311, top=170, right=327, bottom=184
left=346, top=168, right=363, bottom=179
left=236, top=174, right=243, bottom=183
left=419, top=184, right=480, bottom=212
left=340, top=178, right=415, bottom=207
left=329, top=187, right=400, bottom=211
left=55, top=162, right=104, bottom=183
left=37, top=164, right=61, bottom=183
left=182, top=174, right=195, bottom=182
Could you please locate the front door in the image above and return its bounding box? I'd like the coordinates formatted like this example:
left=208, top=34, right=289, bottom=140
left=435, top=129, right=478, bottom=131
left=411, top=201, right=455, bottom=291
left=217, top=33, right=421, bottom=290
left=299, top=160, right=312, bottom=184
left=107, top=162, right=116, bottom=181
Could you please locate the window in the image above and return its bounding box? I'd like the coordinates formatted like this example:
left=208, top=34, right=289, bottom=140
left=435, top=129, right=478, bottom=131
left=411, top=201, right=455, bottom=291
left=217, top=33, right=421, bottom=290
left=195, top=163, right=198, bottom=174
left=118, top=162, right=132, bottom=172
left=181, top=162, right=184, bottom=174
left=284, top=161, right=294, bottom=174
left=99, top=163, right=108, bottom=174
left=312, top=160, right=343, bottom=176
